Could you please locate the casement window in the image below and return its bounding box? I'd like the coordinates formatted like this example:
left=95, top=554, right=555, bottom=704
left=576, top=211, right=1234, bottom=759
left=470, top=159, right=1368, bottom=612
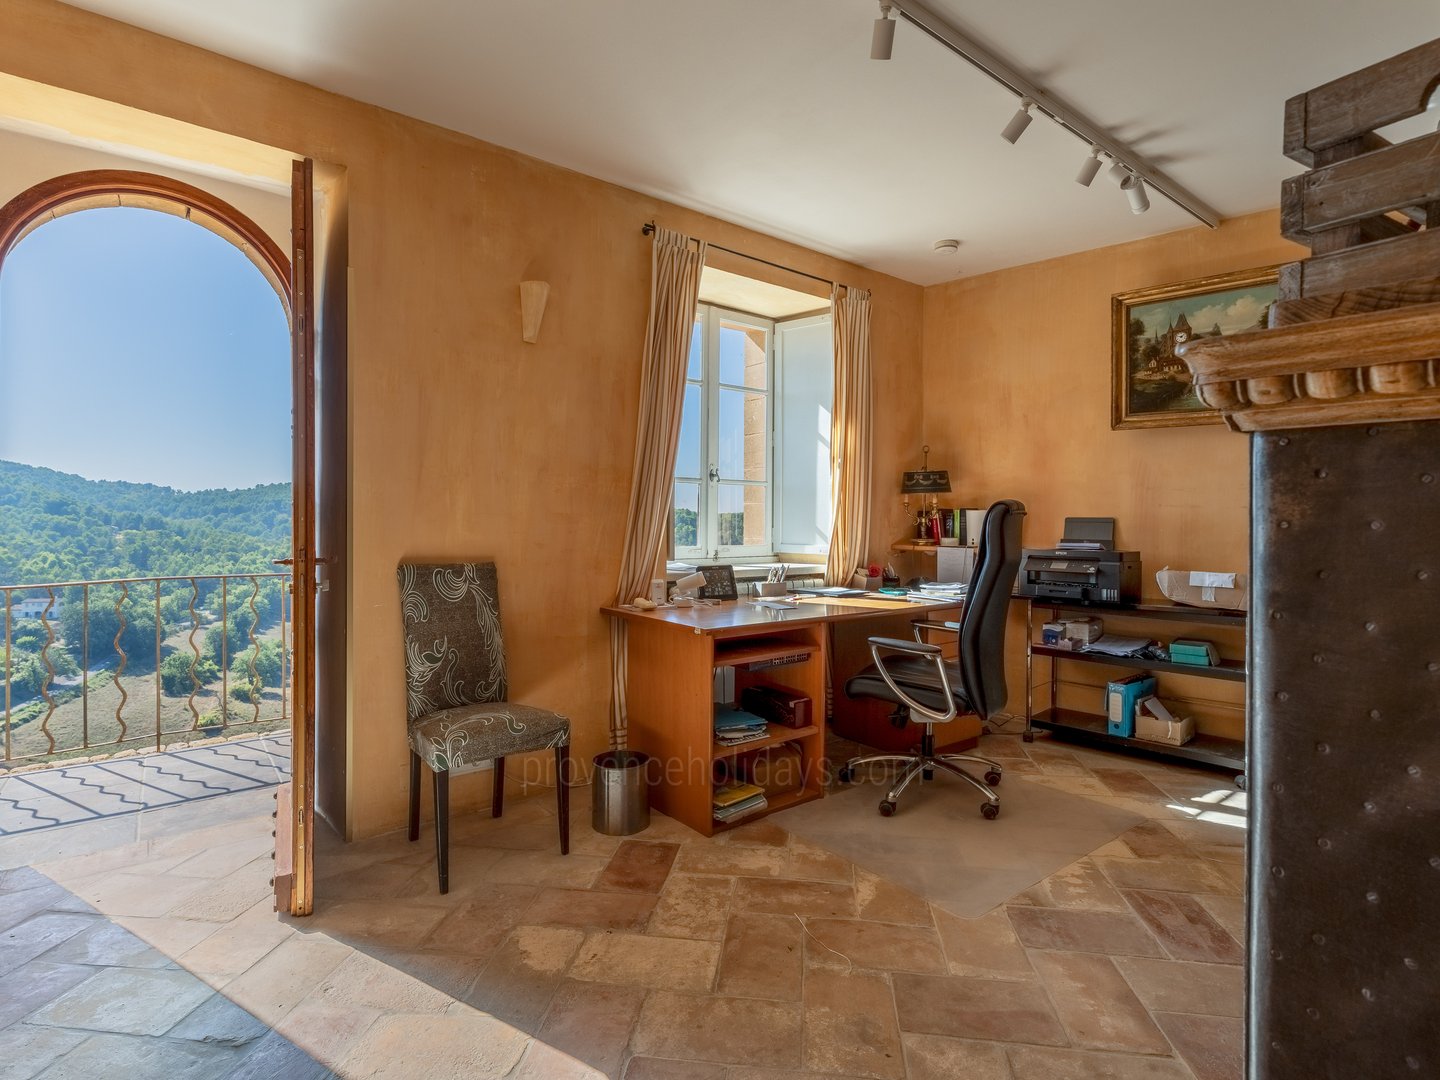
left=673, top=303, right=832, bottom=560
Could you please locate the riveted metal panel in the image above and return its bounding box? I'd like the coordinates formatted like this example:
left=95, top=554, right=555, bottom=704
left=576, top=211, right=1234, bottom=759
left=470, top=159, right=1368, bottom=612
left=1250, top=421, right=1440, bottom=1079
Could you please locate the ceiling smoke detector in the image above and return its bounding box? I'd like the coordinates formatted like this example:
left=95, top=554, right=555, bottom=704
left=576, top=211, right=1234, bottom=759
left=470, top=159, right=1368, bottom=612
left=933, top=239, right=961, bottom=255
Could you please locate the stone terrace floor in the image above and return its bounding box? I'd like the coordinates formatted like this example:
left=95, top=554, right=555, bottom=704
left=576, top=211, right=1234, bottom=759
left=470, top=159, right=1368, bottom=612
left=0, top=730, right=1246, bottom=1079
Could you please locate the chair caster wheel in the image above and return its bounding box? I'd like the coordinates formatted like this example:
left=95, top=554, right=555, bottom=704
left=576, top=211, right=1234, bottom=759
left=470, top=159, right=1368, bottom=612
left=1235, top=773, right=1247, bottom=791
left=981, top=802, right=1000, bottom=820
left=984, top=770, right=1002, bottom=786
left=878, top=800, right=897, bottom=817
left=1022, top=731, right=1035, bottom=743
left=837, top=766, right=854, bottom=784
left=922, top=767, right=934, bottom=781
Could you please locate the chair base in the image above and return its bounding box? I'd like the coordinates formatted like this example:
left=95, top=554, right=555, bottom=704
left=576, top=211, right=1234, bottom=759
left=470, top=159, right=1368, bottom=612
left=408, top=745, right=571, bottom=895
left=839, top=726, right=1002, bottom=819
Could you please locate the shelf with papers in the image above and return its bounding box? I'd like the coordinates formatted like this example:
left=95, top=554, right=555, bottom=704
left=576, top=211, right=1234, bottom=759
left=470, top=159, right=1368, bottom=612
left=713, top=722, right=821, bottom=761
left=1029, top=644, right=1246, bottom=682
left=712, top=785, right=822, bottom=831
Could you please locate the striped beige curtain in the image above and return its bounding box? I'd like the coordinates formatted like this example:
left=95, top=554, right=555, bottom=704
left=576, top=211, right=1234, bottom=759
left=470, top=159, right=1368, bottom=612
left=608, top=225, right=707, bottom=748
left=824, top=285, right=873, bottom=587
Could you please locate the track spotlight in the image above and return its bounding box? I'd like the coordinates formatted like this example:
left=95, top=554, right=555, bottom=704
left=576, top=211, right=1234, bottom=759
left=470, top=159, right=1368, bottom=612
left=1075, top=147, right=1103, bottom=187
left=1121, top=174, right=1150, bottom=214
left=1107, top=160, right=1130, bottom=185
left=870, top=2, right=895, bottom=60
left=1000, top=100, right=1034, bottom=144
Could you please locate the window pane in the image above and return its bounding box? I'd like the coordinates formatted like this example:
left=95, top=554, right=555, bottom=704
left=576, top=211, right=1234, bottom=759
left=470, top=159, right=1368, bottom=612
left=687, top=317, right=702, bottom=381
left=673, top=481, right=700, bottom=551
left=776, top=316, right=834, bottom=551
left=717, top=389, right=767, bottom=481
left=717, top=484, right=767, bottom=548
left=676, top=383, right=702, bottom=478
left=718, top=321, right=767, bottom=389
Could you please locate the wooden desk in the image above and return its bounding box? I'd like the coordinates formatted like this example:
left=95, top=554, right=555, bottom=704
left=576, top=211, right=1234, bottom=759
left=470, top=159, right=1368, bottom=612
left=603, top=596, right=961, bottom=836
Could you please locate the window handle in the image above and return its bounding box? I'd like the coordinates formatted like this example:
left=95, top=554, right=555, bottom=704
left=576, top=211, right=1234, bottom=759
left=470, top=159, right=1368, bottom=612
left=708, top=466, right=719, bottom=482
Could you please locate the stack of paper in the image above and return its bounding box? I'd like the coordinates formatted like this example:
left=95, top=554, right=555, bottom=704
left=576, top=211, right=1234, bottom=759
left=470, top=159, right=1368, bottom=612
left=713, top=781, right=767, bottom=822
left=714, top=704, right=769, bottom=747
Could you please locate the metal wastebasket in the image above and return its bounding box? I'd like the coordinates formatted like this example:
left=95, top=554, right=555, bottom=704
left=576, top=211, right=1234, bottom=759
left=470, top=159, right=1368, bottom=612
left=591, top=750, right=651, bottom=836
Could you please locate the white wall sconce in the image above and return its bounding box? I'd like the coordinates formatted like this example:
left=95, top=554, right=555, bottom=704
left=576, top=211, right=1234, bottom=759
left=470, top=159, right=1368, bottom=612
left=520, top=280, right=550, bottom=343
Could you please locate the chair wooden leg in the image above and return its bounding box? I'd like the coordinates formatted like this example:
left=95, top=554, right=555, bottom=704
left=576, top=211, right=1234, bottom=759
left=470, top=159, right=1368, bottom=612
left=492, top=756, right=505, bottom=818
left=555, top=744, right=570, bottom=856
left=433, top=768, right=450, bottom=894
left=408, top=751, right=422, bottom=842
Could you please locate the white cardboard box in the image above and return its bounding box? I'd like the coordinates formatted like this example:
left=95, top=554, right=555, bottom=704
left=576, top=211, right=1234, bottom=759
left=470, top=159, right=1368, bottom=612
left=1134, top=695, right=1195, bottom=746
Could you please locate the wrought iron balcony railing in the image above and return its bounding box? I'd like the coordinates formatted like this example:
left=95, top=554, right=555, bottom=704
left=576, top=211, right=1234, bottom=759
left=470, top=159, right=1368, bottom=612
left=2, top=573, right=291, bottom=766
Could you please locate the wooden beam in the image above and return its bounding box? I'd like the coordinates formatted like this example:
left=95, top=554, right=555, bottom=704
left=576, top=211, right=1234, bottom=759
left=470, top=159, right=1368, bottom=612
left=1282, top=227, right=1440, bottom=298
left=1269, top=277, right=1440, bottom=326
left=1284, top=131, right=1440, bottom=237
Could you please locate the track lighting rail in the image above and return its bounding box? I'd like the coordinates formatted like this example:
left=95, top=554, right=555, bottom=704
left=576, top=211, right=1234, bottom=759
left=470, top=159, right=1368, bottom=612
left=886, top=0, right=1219, bottom=228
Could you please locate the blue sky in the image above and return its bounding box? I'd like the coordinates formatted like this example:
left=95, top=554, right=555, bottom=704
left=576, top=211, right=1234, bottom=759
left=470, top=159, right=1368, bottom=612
left=0, top=206, right=291, bottom=491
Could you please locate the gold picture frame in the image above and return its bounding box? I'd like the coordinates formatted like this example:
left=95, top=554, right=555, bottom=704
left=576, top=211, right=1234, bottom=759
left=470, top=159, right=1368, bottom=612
left=1112, top=266, right=1280, bottom=430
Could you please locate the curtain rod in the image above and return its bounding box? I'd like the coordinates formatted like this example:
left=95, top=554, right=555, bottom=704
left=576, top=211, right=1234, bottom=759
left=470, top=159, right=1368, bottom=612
left=641, top=222, right=840, bottom=290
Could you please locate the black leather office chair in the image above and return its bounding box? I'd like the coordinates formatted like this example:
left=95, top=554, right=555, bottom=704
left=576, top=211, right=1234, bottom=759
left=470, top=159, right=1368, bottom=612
left=838, top=499, right=1026, bottom=818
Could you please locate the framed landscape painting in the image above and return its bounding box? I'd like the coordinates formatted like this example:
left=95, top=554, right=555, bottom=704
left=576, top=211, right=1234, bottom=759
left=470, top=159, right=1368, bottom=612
left=1111, top=266, right=1279, bottom=429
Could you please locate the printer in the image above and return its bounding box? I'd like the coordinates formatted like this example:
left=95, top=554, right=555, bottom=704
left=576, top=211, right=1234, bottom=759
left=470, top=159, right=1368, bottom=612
left=1018, top=516, right=1141, bottom=606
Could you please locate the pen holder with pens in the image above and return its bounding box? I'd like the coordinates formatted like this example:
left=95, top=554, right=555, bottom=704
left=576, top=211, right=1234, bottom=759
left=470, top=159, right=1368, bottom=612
left=755, top=581, right=789, bottom=597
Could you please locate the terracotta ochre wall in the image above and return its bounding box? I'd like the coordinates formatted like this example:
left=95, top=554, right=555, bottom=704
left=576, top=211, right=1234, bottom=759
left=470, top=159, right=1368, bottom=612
left=920, top=212, right=1305, bottom=738
left=0, top=0, right=924, bottom=838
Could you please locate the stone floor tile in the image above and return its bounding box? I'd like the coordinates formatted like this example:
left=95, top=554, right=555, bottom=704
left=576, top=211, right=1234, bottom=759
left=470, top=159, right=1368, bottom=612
left=674, top=845, right=788, bottom=878
left=1025, top=748, right=1091, bottom=776
left=1123, top=890, right=1244, bottom=964
left=1028, top=951, right=1170, bottom=1054
left=892, top=972, right=1067, bottom=1045
left=165, top=991, right=270, bottom=1047
left=803, top=968, right=905, bottom=1079
left=1196, top=894, right=1246, bottom=944
left=526, top=887, right=658, bottom=931
left=31, top=1030, right=244, bottom=1080
left=1006, top=905, right=1165, bottom=958
left=568, top=930, right=720, bottom=992
left=168, top=833, right=276, bottom=880
left=176, top=909, right=295, bottom=986
left=510, top=1039, right=609, bottom=1079
left=0, top=1023, right=87, bottom=1079
left=733, top=878, right=855, bottom=919
left=306, top=897, right=450, bottom=950
left=1086, top=839, right=1139, bottom=860
left=779, top=838, right=853, bottom=883
left=622, top=1057, right=727, bottom=1080
left=29, top=966, right=215, bottom=1036
left=801, top=918, right=946, bottom=974
left=483, top=848, right=610, bottom=889
left=853, top=868, right=932, bottom=926
left=464, top=925, right=585, bottom=1027
left=271, top=998, right=383, bottom=1069
left=306, top=950, right=456, bottom=1013
left=1090, top=769, right=1169, bottom=800
left=215, top=1029, right=331, bottom=1080
left=538, top=979, right=645, bottom=1077
left=163, top=856, right=275, bottom=923
left=595, top=841, right=680, bottom=893
left=1012, top=857, right=1129, bottom=911
left=631, top=991, right=803, bottom=1068
left=1120, top=821, right=1198, bottom=860
left=714, top=820, right=791, bottom=848
left=358, top=947, right=488, bottom=1000
left=1097, top=857, right=1234, bottom=896
left=0, top=911, right=99, bottom=976
left=220, top=935, right=352, bottom=1027
left=1024, top=775, right=1113, bottom=797
left=338, top=1012, right=529, bottom=1080
left=62, top=871, right=214, bottom=918
left=313, top=858, right=435, bottom=901
left=901, top=1034, right=1011, bottom=1080
left=646, top=874, right=736, bottom=940
left=1006, top=1045, right=1193, bottom=1079
left=0, top=883, right=69, bottom=935
left=1153, top=1011, right=1243, bottom=1080
left=421, top=882, right=539, bottom=955
left=1115, top=956, right=1243, bottom=1017
left=0, top=961, right=96, bottom=1028
left=40, top=918, right=170, bottom=969
left=931, top=908, right=1033, bottom=980
left=112, top=914, right=227, bottom=961
left=717, top=913, right=802, bottom=1000
left=1161, top=818, right=1246, bottom=850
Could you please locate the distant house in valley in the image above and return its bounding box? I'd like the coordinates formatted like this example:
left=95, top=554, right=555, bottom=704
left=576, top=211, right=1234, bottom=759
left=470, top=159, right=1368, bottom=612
left=13, top=596, right=62, bottom=620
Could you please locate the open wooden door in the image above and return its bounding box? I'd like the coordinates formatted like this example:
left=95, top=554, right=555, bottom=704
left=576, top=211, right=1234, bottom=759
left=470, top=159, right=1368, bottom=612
left=275, top=158, right=317, bottom=916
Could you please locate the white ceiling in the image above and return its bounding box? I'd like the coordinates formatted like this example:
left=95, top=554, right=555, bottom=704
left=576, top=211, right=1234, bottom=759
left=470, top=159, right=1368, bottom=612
left=59, top=0, right=1440, bottom=285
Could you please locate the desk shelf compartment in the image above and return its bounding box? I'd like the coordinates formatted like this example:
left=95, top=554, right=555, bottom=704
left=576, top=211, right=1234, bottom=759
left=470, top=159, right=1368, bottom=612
left=713, top=723, right=821, bottom=761
left=1025, top=599, right=1248, bottom=776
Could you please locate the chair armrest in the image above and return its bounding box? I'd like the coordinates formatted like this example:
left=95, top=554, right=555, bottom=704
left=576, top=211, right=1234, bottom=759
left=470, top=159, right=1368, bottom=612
left=867, top=635, right=942, bottom=656
left=865, top=637, right=958, bottom=724
left=911, top=619, right=960, bottom=641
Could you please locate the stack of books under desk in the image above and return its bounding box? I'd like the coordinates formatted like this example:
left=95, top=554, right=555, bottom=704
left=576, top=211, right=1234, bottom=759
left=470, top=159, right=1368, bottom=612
left=713, top=781, right=767, bottom=823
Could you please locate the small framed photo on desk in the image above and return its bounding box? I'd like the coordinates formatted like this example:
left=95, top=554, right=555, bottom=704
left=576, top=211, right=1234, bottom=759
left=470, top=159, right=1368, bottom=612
left=698, top=564, right=738, bottom=601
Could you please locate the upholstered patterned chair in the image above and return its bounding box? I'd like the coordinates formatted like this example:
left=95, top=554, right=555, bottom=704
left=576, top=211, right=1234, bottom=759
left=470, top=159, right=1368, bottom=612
left=397, top=561, right=570, bottom=893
